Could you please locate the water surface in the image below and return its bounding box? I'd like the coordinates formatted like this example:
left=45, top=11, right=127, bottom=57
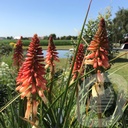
left=43, top=50, right=72, bottom=58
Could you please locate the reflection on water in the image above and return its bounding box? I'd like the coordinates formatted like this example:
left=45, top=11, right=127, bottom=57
left=43, top=50, right=73, bottom=58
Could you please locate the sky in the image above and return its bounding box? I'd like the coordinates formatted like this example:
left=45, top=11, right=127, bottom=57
left=0, top=0, right=128, bottom=38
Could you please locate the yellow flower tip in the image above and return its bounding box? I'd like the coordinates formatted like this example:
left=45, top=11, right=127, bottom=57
left=92, top=85, right=98, bottom=97
left=92, top=83, right=104, bottom=97
left=45, top=64, right=49, bottom=69
left=97, top=70, right=104, bottom=83
left=84, top=59, right=94, bottom=65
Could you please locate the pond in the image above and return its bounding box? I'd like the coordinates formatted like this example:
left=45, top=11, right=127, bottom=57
left=42, top=50, right=74, bottom=58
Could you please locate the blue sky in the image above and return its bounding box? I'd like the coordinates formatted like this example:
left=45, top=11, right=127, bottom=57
left=0, top=0, right=128, bottom=37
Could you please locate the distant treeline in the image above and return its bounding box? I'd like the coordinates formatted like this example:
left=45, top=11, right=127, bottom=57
left=0, top=39, right=75, bottom=46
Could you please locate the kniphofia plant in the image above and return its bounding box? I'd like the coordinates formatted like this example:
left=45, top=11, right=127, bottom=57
left=16, top=34, right=47, bottom=126
left=85, top=18, right=111, bottom=128
left=12, top=36, right=23, bottom=71
left=45, top=35, right=59, bottom=102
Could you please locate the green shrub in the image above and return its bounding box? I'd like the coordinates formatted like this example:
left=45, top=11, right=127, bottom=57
left=0, top=43, right=13, bottom=56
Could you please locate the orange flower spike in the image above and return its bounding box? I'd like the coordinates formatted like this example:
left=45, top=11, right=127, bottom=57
left=45, top=36, right=59, bottom=68
left=72, top=44, right=85, bottom=79
left=16, top=34, right=47, bottom=123
left=85, top=18, right=110, bottom=70
left=12, top=36, right=23, bottom=69
left=16, top=34, right=47, bottom=99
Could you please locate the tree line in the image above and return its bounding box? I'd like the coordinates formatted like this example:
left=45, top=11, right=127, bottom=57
left=6, top=35, right=77, bottom=40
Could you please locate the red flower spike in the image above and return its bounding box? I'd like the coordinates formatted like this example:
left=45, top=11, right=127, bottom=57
left=16, top=34, right=47, bottom=97
left=72, top=44, right=85, bottom=80
left=16, top=34, right=47, bottom=121
left=85, top=18, right=110, bottom=70
left=12, top=36, right=23, bottom=69
left=45, top=36, right=59, bottom=68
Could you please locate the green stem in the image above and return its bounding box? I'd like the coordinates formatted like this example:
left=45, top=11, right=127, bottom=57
left=56, top=0, right=93, bottom=126
left=49, top=64, right=54, bottom=103
left=97, top=95, right=102, bottom=128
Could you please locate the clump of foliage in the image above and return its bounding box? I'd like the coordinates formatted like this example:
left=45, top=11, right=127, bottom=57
left=0, top=62, right=16, bottom=108
left=0, top=43, right=12, bottom=56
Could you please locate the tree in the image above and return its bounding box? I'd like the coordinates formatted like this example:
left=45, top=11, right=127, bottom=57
left=49, top=33, right=56, bottom=40
left=83, top=19, right=98, bottom=43
left=112, top=8, right=128, bottom=43
left=7, top=36, right=13, bottom=39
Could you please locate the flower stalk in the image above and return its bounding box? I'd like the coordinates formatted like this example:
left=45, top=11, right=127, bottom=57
left=85, top=18, right=110, bottom=128
left=71, top=43, right=85, bottom=83
left=45, top=35, right=59, bottom=102
left=71, top=43, right=85, bottom=122
left=12, top=36, right=23, bottom=71
left=16, top=34, right=47, bottom=126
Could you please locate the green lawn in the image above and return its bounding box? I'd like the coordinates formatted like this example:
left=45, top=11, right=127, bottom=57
left=107, top=51, right=128, bottom=98
left=108, top=51, right=128, bottom=80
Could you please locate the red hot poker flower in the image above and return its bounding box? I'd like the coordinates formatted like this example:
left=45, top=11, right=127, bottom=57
left=85, top=18, right=110, bottom=95
left=72, top=43, right=85, bottom=80
left=16, top=34, right=47, bottom=100
left=85, top=18, right=110, bottom=70
left=16, top=34, right=47, bottom=121
left=45, top=36, right=59, bottom=102
left=12, top=36, right=23, bottom=69
left=45, top=36, right=59, bottom=68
